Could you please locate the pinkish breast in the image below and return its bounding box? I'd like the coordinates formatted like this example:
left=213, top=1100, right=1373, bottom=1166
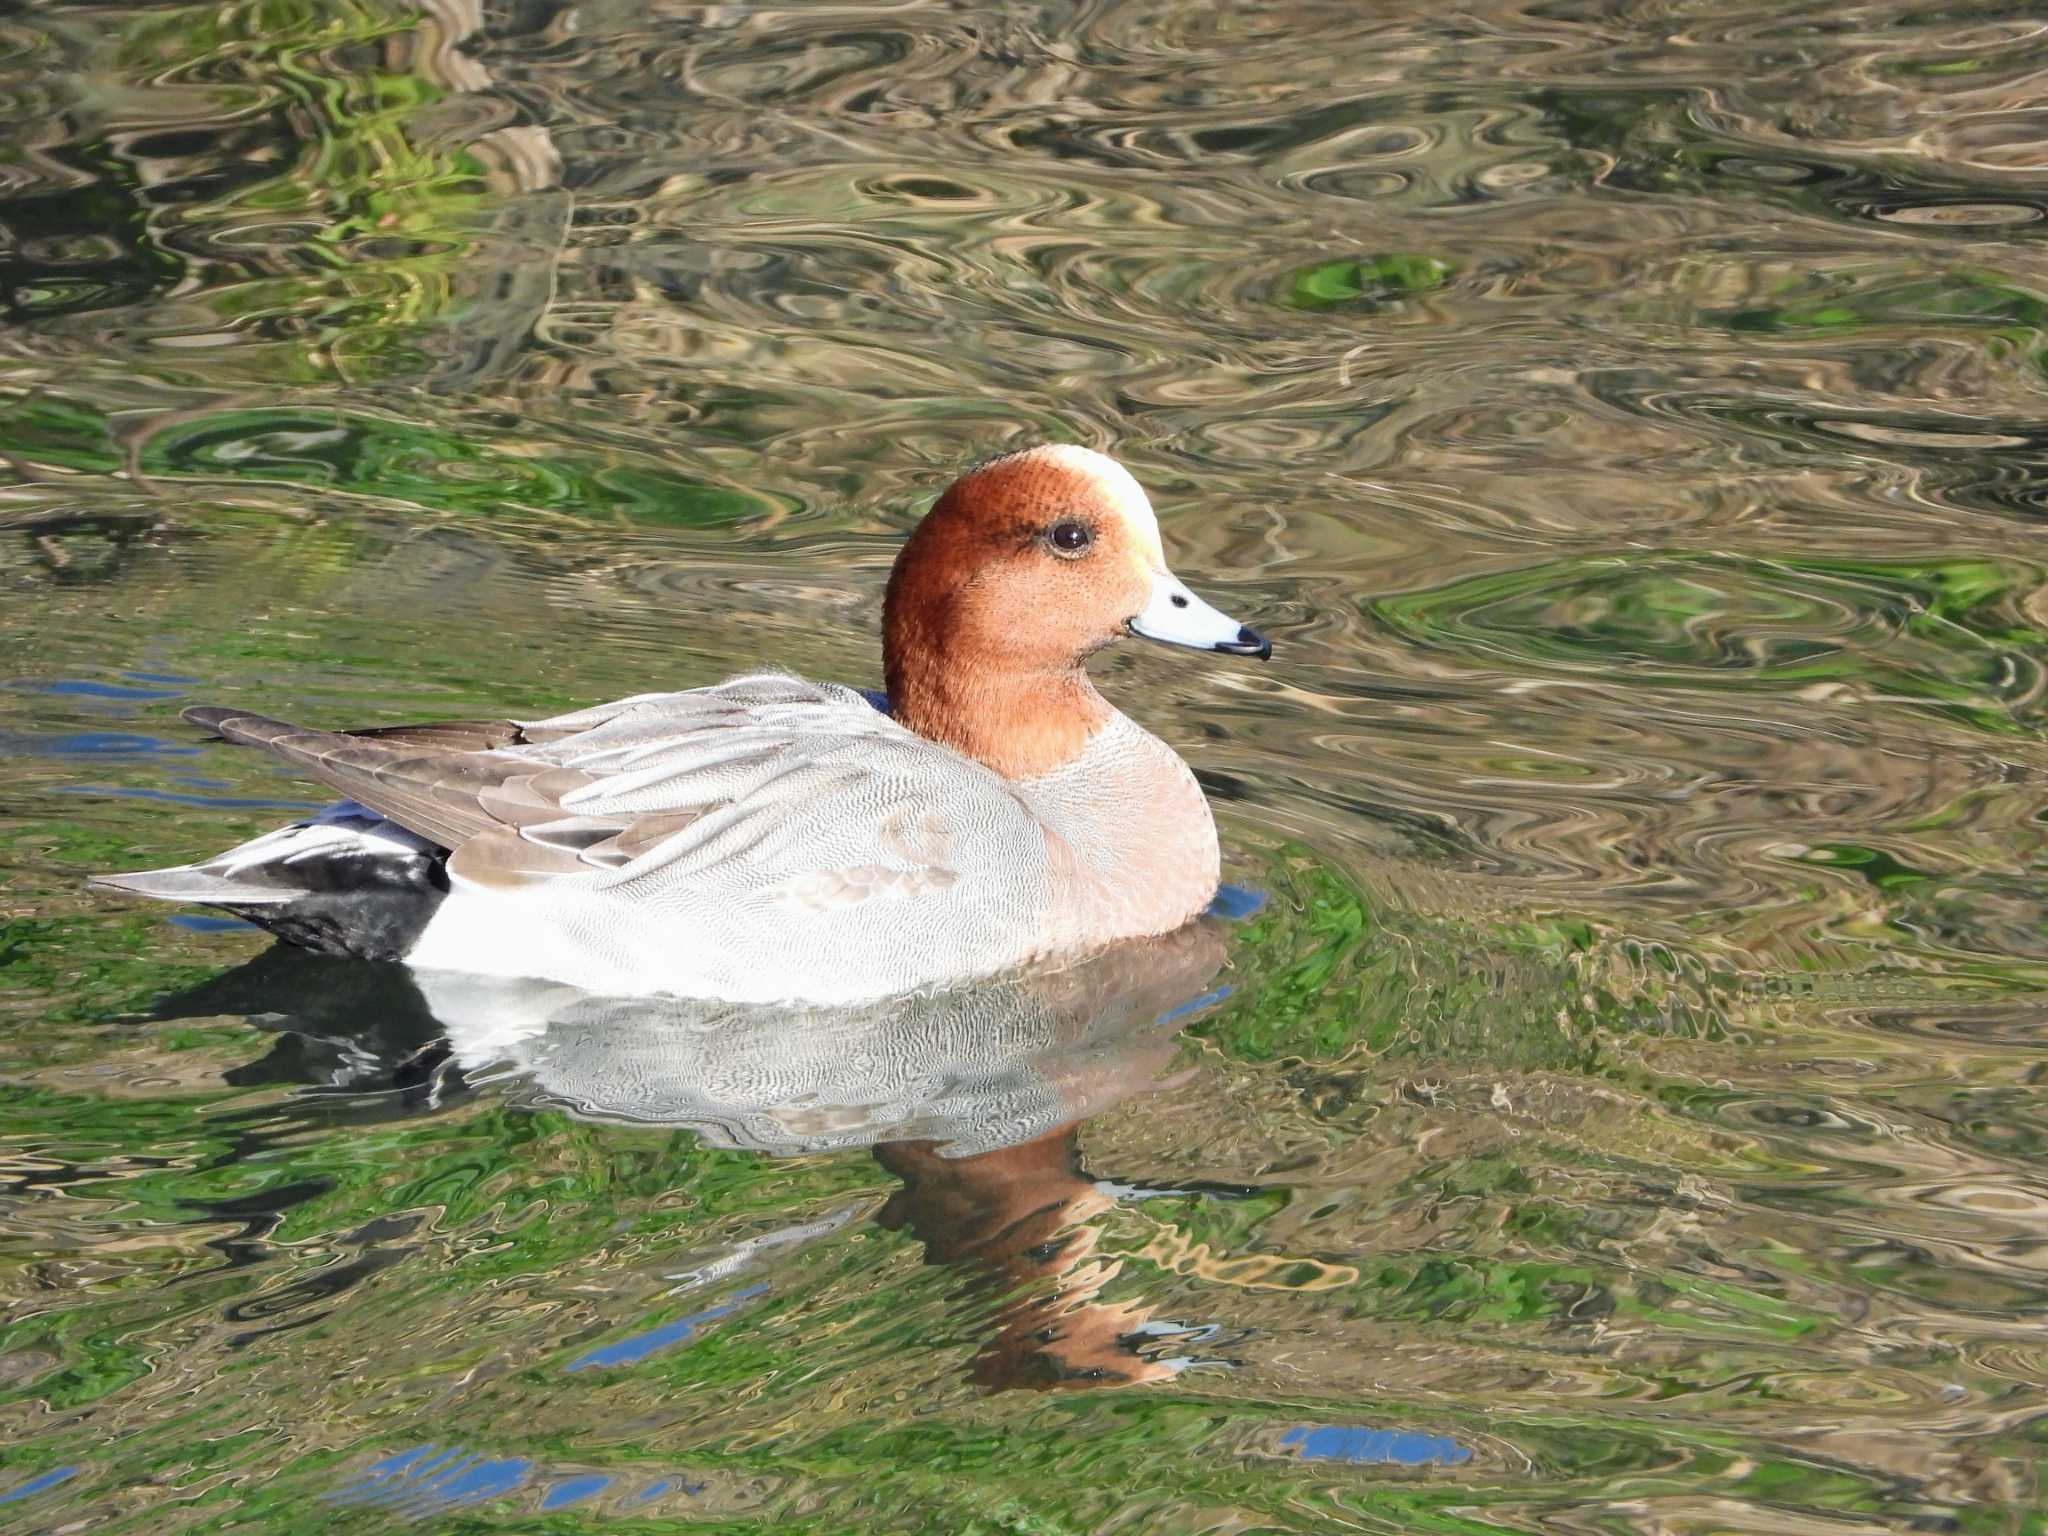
left=1021, top=712, right=1222, bottom=946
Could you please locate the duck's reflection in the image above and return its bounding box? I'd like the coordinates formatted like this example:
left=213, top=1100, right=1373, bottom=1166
left=158, top=921, right=1230, bottom=1391
left=878, top=1128, right=1183, bottom=1390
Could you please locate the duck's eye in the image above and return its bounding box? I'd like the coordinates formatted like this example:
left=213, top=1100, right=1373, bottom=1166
left=1048, top=520, right=1093, bottom=556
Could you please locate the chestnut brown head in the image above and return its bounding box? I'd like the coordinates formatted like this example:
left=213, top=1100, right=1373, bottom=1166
left=883, top=445, right=1267, bottom=691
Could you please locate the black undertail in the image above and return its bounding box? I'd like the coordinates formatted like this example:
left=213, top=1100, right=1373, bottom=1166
left=221, top=844, right=452, bottom=962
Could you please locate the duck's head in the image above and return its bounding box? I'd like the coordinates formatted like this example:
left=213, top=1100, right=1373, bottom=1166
left=887, top=445, right=1268, bottom=672
left=882, top=445, right=1267, bottom=775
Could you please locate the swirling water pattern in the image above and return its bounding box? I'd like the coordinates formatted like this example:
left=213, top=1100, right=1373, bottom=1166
left=4, top=0, right=2048, bottom=1530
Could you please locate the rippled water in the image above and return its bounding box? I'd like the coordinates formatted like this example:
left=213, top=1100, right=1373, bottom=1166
left=5, top=0, right=2048, bottom=1529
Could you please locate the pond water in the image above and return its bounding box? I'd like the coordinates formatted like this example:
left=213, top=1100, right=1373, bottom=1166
left=4, top=0, right=2048, bottom=1530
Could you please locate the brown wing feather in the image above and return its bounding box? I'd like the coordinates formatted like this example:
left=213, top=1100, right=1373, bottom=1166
left=446, top=829, right=590, bottom=888
left=346, top=719, right=527, bottom=751
left=183, top=704, right=714, bottom=875
left=181, top=707, right=528, bottom=849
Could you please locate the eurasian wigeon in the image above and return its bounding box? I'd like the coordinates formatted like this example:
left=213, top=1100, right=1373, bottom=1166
left=93, top=444, right=1269, bottom=1003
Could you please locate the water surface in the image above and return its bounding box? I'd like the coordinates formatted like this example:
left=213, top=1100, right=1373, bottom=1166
left=4, top=0, right=2048, bottom=1530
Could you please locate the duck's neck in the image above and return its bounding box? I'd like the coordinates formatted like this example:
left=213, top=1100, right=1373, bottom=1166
left=886, top=654, right=1112, bottom=780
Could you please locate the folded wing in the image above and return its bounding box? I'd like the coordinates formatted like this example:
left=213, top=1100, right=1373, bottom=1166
left=186, top=676, right=1043, bottom=922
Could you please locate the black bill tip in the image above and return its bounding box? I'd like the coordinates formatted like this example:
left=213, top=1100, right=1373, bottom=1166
left=1215, top=626, right=1271, bottom=661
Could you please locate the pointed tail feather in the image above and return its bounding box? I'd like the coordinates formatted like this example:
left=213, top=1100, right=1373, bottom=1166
left=89, top=864, right=295, bottom=906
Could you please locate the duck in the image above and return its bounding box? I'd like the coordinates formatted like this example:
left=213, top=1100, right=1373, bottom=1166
left=92, top=444, right=1270, bottom=1004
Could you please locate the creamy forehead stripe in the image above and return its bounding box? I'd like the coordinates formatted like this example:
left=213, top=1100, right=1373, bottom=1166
left=1022, top=444, right=1166, bottom=568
